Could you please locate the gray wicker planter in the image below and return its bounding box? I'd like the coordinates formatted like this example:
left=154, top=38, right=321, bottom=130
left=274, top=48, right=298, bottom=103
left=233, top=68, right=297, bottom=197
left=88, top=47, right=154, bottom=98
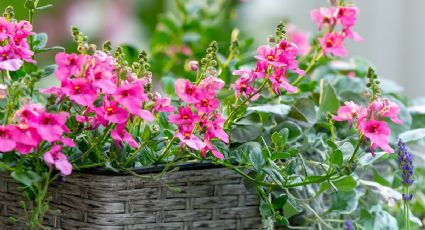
left=0, top=164, right=262, bottom=229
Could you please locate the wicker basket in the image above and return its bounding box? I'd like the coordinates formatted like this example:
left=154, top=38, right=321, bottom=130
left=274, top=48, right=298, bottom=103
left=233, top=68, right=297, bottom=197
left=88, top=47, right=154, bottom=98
left=0, top=163, right=262, bottom=229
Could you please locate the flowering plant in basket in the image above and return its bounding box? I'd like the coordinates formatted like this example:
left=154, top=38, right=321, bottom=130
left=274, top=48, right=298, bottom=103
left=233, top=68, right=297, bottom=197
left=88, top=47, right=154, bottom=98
left=0, top=0, right=423, bottom=229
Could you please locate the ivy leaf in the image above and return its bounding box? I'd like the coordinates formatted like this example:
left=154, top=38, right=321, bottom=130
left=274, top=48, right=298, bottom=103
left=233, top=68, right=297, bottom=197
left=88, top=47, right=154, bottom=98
left=11, top=171, right=40, bottom=187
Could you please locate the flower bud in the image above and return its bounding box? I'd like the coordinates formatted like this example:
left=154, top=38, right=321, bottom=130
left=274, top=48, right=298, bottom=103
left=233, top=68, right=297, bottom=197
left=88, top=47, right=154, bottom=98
left=189, top=60, right=199, bottom=71
left=0, top=84, right=7, bottom=99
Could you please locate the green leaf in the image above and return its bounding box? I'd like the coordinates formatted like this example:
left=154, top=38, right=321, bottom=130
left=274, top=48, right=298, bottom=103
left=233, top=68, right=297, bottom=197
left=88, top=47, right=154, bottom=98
left=9, top=69, right=26, bottom=80
left=359, top=205, right=398, bottom=230
left=319, top=176, right=358, bottom=193
left=289, top=98, right=317, bottom=124
left=247, top=142, right=265, bottom=170
left=121, top=44, right=139, bottom=63
left=277, top=121, right=302, bottom=143
left=35, top=46, right=65, bottom=54
left=319, top=80, right=340, bottom=114
left=11, top=171, right=40, bottom=187
left=34, top=33, right=48, bottom=49
left=330, top=149, right=343, bottom=167
left=232, top=142, right=262, bottom=165
left=272, top=194, right=288, bottom=210
left=229, top=124, right=262, bottom=143
left=282, top=198, right=303, bottom=218
left=247, top=104, right=291, bottom=117
left=399, top=128, right=425, bottom=142
left=42, top=64, right=57, bottom=78
left=329, top=190, right=359, bottom=214
left=263, top=167, right=284, bottom=186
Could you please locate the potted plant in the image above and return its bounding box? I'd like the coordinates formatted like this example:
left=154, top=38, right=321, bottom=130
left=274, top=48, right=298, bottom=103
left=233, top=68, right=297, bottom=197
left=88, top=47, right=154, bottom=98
left=0, top=0, right=423, bottom=229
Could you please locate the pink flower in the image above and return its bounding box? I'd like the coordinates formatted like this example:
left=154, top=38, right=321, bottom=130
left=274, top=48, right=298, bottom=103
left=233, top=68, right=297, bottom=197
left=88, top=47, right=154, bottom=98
left=256, top=45, right=286, bottom=68
left=311, top=7, right=338, bottom=30
left=95, top=99, right=128, bottom=124
left=286, top=25, right=311, bottom=56
left=113, top=80, right=153, bottom=121
left=369, top=98, right=402, bottom=124
left=175, top=79, right=200, bottom=104
left=333, top=101, right=368, bottom=125
left=269, top=68, right=298, bottom=94
left=153, top=93, right=175, bottom=113
left=201, top=140, right=224, bottom=159
left=54, top=52, right=86, bottom=81
left=87, top=51, right=117, bottom=94
left=203, top=115, right=229, bottom=143
left=194, top=95, right=220, bottom=114
left=111, top=124, right=138, bottom=148
left=337, top=7, right=358, bottom=29
left=76, top=108, right=103, bottom=129
left=27, top=111, right=69, bottom=142
left=12, top=126, right=41, bottom=154
left=320, top=32, right=348, bottom=57
left=43, top=145, right=73, bottom=176
left=0, top=45, right=24, bottom=71
left=231, top=69, right=260, bottom=100
left=61, top=78, right=97, bottom=106
left=0, top=84, right=7, bottom=99
left=169, top=106, right=199, bottom=126
left=175, top=125, right=206, bottom=150
left=198, top=76, right=225, bottom=95
left=0, top=125, right=16, bottom=152
left=359, top=119, right=394, bottom=155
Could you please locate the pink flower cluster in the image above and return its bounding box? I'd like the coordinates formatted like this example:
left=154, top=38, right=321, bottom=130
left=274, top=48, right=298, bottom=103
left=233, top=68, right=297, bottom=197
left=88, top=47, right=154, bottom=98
left=0, top=17, right=34, bottom=71
left=311, top=6, right=361, bottom=57
left=41, top=51, right=159, bottom=149
left=0, top=103, right=73, bottom=175
left=333, top=98, right=402, bottom=155
left=231, top=39, right=304, bottom=99
left=170, top=77, right=228, bottom=159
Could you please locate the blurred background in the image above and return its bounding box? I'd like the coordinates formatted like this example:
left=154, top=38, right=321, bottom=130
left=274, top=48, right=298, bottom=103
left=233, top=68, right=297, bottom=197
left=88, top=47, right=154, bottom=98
left=2, top=0, right=424, bottom=99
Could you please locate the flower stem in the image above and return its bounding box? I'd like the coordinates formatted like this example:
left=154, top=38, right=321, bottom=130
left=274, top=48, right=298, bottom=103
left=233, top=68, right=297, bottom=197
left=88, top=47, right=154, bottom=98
left=404, top=186, right=410, bottom=230
left=348, top=134, right=363, bottom=163
left=155, top=138, right=175, bottom=164
left=224, top=72, right=270, bottom=129
left=73, top=125, right=114, bottom=163
left=292, top=51, right=322, bottom=86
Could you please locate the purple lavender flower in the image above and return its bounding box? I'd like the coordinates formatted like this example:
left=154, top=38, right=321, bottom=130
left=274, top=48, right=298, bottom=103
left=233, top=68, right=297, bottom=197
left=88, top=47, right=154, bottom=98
left=397, top=140, right=414, bottom=200
left=344, top=219, right=355, bottom=230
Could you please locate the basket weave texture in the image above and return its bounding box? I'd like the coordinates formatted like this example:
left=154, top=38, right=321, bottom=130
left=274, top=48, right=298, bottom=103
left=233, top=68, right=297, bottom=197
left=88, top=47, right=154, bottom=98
left=0, top=167, right=262, bottom=229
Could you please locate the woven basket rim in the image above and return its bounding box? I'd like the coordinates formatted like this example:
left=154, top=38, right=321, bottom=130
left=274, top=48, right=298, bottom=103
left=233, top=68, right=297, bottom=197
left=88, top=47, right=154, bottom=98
left=78, top=161, right=224, bottom=176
